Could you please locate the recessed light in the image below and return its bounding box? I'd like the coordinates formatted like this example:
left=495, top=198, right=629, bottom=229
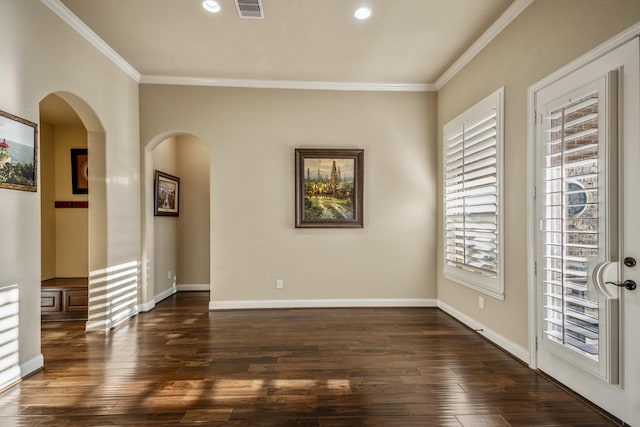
left=202, top=0, right=221, bottom=13
left=354, top=7, right=372, bottom=20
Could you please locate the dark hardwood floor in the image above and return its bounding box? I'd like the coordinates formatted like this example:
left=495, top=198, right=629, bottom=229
left=0, top=292, right=617, bottom=426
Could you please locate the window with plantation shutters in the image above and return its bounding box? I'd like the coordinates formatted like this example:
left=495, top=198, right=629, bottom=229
left=443, top=88, right=504, bottom=300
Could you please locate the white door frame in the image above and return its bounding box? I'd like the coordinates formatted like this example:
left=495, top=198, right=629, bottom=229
left=528, top=23, right=640, bottom=369
left=527, top=24, right=640, bottom=421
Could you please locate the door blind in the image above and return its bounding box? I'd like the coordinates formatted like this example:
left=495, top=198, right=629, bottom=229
left=541, top=90, right=601, bottom=359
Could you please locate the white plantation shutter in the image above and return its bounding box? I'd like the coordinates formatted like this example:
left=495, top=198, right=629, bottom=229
left=537, top=73, right=621, bottom=381
left=444, top=88, right=504, bottom=299
left=541, top=90, right=602, bottom=358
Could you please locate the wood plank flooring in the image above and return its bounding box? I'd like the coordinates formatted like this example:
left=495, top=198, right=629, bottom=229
left=0, top=292, right=618, bottom=426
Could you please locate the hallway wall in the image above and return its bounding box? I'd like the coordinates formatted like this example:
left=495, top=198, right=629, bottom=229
left=152, top=137, right=179, bottom=297
left=176, top=135, right=210, bottom=287
left=0, top=0, right=140, bottom=385
left=40, top=123, right=88, bottom=279
left=40, top=122, right=56, bottom=280
left=152, top=135, right=210, bottom=301
left=140, top=86, right=438, bottom=305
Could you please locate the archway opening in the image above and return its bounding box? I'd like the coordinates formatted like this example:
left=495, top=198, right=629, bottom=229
left=39, top=92, right=108, bottom=333
left=142, top=134, right=211, bottom=309
left=39, top=94, right=89, bottom=321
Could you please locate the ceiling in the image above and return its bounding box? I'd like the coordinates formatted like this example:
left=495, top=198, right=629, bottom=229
left=56, top=0, right=515, bottom=87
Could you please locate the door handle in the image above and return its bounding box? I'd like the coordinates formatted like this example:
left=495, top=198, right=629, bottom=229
left=605, top=280, right=637, bottom=291
left=593, top=261, right=619, bottom=299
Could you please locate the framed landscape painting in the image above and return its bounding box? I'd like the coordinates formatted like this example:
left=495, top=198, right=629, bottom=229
left=295, top=148, right=364, bottom=228
left=154, top=170, right=180, bottom=216
left=0, top=110, right=37, bottom=192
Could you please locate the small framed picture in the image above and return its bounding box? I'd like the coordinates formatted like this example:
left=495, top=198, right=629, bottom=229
left=295, top=148, right=364, bottom=228
left=71, top=148, right=88, bottom=194
left=154, top=170, right=180, bottom=217
left=0, top=110, right=38, bottom=192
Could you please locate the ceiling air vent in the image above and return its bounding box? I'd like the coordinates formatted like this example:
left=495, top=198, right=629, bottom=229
left=235, top=0, right=264, bottom=19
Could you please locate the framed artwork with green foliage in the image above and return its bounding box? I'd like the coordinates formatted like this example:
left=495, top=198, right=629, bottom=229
left=0, top=110, right=37, bottom=192
left=295, top=148, right=364, bottom=228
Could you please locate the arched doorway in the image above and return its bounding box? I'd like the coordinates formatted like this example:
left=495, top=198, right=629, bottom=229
left=39, top=92, right=107, bottom=330
left=141, top=133, right=211, bottom=310
left=40, top=93, right=89, bottom=321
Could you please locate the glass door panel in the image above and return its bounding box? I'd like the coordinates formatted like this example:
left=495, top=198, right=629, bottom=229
left=538, top=75, right=618, bottom=381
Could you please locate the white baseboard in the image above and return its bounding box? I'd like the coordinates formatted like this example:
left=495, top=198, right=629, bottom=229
left=437, top=300, right=530, bottom=364
left=152, top=284, right=209, bottom=303
left=209, top=298, right=437, bottom=310
left=138, top=285, right=208, bottom=313
left=138, top=300, right=155, bottom=312
left=154, top=286, right=177, bottom=304
left=21, top=353, right=44, bottom=378
left=85, top=306, right=139, bottom=332
left=177, top=284, right=209, bottom=292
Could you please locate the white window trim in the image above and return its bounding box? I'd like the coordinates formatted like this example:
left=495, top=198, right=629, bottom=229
left=443, top=87, right=505, bottom=300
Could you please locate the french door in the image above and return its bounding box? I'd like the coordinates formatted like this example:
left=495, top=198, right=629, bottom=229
left=533, top=37, right=640, bottom=424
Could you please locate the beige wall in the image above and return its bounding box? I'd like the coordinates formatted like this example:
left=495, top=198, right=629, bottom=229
left=176, top=135, right=210, bottom=286
left=0, top=0, right=140, bottom=378
left=437, top=0, right=640, bottom=350
left=140, top=86, right=437, bottom=303
left=40, top=122, right=88, bottom=280
left=153, top=137, right=178, bottom=295
left=53, top=126, right=88, bottom=277
left=40, top=122, right=56, bottom=280
left=151, top=135, right=211, bottom=299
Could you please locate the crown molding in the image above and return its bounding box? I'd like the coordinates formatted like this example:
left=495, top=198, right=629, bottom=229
left=42, top=0, right=528, bottom=93
left=435, top=0, right=534, bottom=90
left=40, top=0, right=141, bottom=82
left=140, top=75, right=436, bottom=92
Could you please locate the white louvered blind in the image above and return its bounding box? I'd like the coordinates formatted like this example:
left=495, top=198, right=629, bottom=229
left=536, top=69, right=622, bottom=383
left=444, top=88, right=504, bottom=299
left=541, top=89, right=602, bottom=360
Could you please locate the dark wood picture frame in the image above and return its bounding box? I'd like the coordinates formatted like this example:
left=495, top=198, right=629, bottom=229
left=154, top=170, right=180, bottom=217
left=0, top=110, right=38, bottom=192
left=295, top=148, right=364, bottom=228
left=71, top=148, right=88, bottom=194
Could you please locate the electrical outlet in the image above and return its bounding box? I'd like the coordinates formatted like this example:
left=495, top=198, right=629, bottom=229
left=479, top=296, right=485, bottom=309
left=276, top=279, right=284, bottom=289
